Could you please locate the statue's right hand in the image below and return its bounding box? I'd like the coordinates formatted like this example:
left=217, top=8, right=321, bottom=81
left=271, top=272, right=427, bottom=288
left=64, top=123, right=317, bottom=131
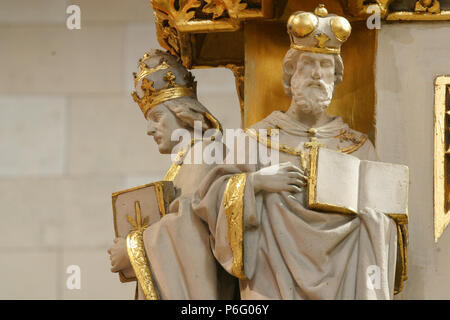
left=107, top=237, right=132, bottom=273
left=251, top=162, right=307, bottom=194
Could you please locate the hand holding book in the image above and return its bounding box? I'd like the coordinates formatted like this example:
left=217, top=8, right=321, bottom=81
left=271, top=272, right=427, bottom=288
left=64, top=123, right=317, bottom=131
left=251, top=162, right=307, bottom=194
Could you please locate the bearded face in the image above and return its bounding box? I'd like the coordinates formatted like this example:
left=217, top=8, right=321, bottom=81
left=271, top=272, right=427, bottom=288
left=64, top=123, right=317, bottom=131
left=290, top=52, right=336, bottom=115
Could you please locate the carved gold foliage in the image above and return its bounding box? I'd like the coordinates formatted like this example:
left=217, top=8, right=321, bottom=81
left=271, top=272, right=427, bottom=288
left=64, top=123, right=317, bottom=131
left=415, top=0, right=441, bottom=14
left=203, top=0, right=227, bottom=19
left=202, top=0, right=248, bottom=19
left=151, top=0, right=253, bottom=64
left=346, top=0, right=394, bottom=17
left=334, top=129, right=365, bottom=145
left=325, top=120, right=369, bottom=155
left=223, top=0, right=248, bottom=19
left=177, top=0, right=203, bottom=22
left=154, top=10, right=180, bottom=56
left=154, top=0, right=249, bottom=22
left=154, top=0, right=202, bottom=23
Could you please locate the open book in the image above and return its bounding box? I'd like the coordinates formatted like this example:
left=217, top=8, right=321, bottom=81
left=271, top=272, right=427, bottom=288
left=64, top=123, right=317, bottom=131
left=111, top=181, right=175, bottom=282
left=307, top=147, right=409, bottom=223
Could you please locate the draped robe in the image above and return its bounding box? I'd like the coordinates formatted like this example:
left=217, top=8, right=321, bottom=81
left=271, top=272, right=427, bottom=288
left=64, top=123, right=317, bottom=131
left=131, top=141, right=237, bottom=300
left=193, top=111, right=405, bottom=299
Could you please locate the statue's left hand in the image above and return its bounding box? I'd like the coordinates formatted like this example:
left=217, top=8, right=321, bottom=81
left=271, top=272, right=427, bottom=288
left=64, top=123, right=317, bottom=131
left=108, top=237, right=132, bottom=273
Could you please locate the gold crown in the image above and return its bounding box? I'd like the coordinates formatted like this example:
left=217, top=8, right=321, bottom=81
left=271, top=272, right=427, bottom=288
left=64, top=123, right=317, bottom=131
left=287, top=4, right=351, bottom=55
left=131, top=51, right=197, bottom=117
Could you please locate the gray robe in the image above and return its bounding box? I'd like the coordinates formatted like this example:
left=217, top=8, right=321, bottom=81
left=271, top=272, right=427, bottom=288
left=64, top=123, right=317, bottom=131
left=137, top=141, right=236, bottom=300
left=193, top=111, right=398, bottom=299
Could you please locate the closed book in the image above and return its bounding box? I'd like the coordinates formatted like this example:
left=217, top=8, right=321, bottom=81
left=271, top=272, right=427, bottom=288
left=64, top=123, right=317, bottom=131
left=111, top=181, right=175, bottom=282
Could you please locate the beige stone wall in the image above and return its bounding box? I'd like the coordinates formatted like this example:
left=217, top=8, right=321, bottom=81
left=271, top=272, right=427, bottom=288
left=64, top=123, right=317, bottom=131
left=0, top=0, right=240, bottom=299
left=376, top=22, right=450, bottom=299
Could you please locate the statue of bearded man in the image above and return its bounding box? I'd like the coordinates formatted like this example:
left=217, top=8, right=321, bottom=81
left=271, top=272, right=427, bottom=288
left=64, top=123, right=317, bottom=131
left=192, top=5, right=407, bottom=299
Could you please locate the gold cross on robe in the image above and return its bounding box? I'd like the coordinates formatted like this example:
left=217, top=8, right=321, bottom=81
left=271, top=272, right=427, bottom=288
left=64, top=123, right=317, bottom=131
left=304, top=137, right=324, bottom=151
left=304, top=137, right=325, bottom=171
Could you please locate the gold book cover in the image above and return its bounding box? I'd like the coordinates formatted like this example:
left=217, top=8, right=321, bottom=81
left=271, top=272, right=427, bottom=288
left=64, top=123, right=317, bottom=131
left=111, top=181, right=175, bottom=282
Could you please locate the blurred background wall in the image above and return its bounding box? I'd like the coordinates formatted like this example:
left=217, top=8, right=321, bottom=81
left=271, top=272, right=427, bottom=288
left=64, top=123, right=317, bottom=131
left=376, top=23, right=450, bottom=299
left=0, top=0, right=240, bottom=299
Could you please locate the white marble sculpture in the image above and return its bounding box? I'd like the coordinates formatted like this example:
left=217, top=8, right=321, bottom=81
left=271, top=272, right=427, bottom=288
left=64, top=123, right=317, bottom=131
left=107, top=49, right=236, bottom=299
left=191, top=5, right=407, bottom=299
left=108, top=5, right=408, bottom=300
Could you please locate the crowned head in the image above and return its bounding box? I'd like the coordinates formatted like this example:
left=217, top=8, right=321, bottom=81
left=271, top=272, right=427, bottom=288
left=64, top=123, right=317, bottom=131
left=132, top=49, right=197, bottom=118
left=287, top=4, right=351, bottom=55
left=283, top=5, right=351, bottom=115
left=131, top=50, right=221, bottom=154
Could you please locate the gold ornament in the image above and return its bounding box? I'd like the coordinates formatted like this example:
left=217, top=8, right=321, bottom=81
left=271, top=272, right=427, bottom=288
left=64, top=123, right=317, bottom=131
left=415, top=0, right=441, bottom=13
left=314, top=33, right=331, bottom=48
left=224, top=173, right=247, bottom=280
left=125, top=201, right=159, bottom=300
left=288, top=12, right=318, bottom=38
left=330, top=16, right=352, bottom=43
left=131, top=52, right=197, bottom=118
left=287, top=4, right=351, bottom=55
left=133, top=60, right=170, bottom=88
left=314, top=4, right=328, bottom=17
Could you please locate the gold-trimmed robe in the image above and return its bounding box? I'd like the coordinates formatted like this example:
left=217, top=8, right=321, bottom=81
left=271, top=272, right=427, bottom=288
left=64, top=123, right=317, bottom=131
left=129, top=141, right=237, bottom=300
left=193, top=111, right=406, bottom=299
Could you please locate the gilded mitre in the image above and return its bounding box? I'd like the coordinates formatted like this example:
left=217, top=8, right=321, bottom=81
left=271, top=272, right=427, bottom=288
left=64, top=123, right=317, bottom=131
left=287, top=4, right=351, bottom=55
left=132, top=49, right=197, bottom=118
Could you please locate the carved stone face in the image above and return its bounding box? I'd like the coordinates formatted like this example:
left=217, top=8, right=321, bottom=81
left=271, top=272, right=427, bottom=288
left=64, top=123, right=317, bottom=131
left=145, top=104, right=185, bottom=154
left=291, top=52, right=335, bottom=115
